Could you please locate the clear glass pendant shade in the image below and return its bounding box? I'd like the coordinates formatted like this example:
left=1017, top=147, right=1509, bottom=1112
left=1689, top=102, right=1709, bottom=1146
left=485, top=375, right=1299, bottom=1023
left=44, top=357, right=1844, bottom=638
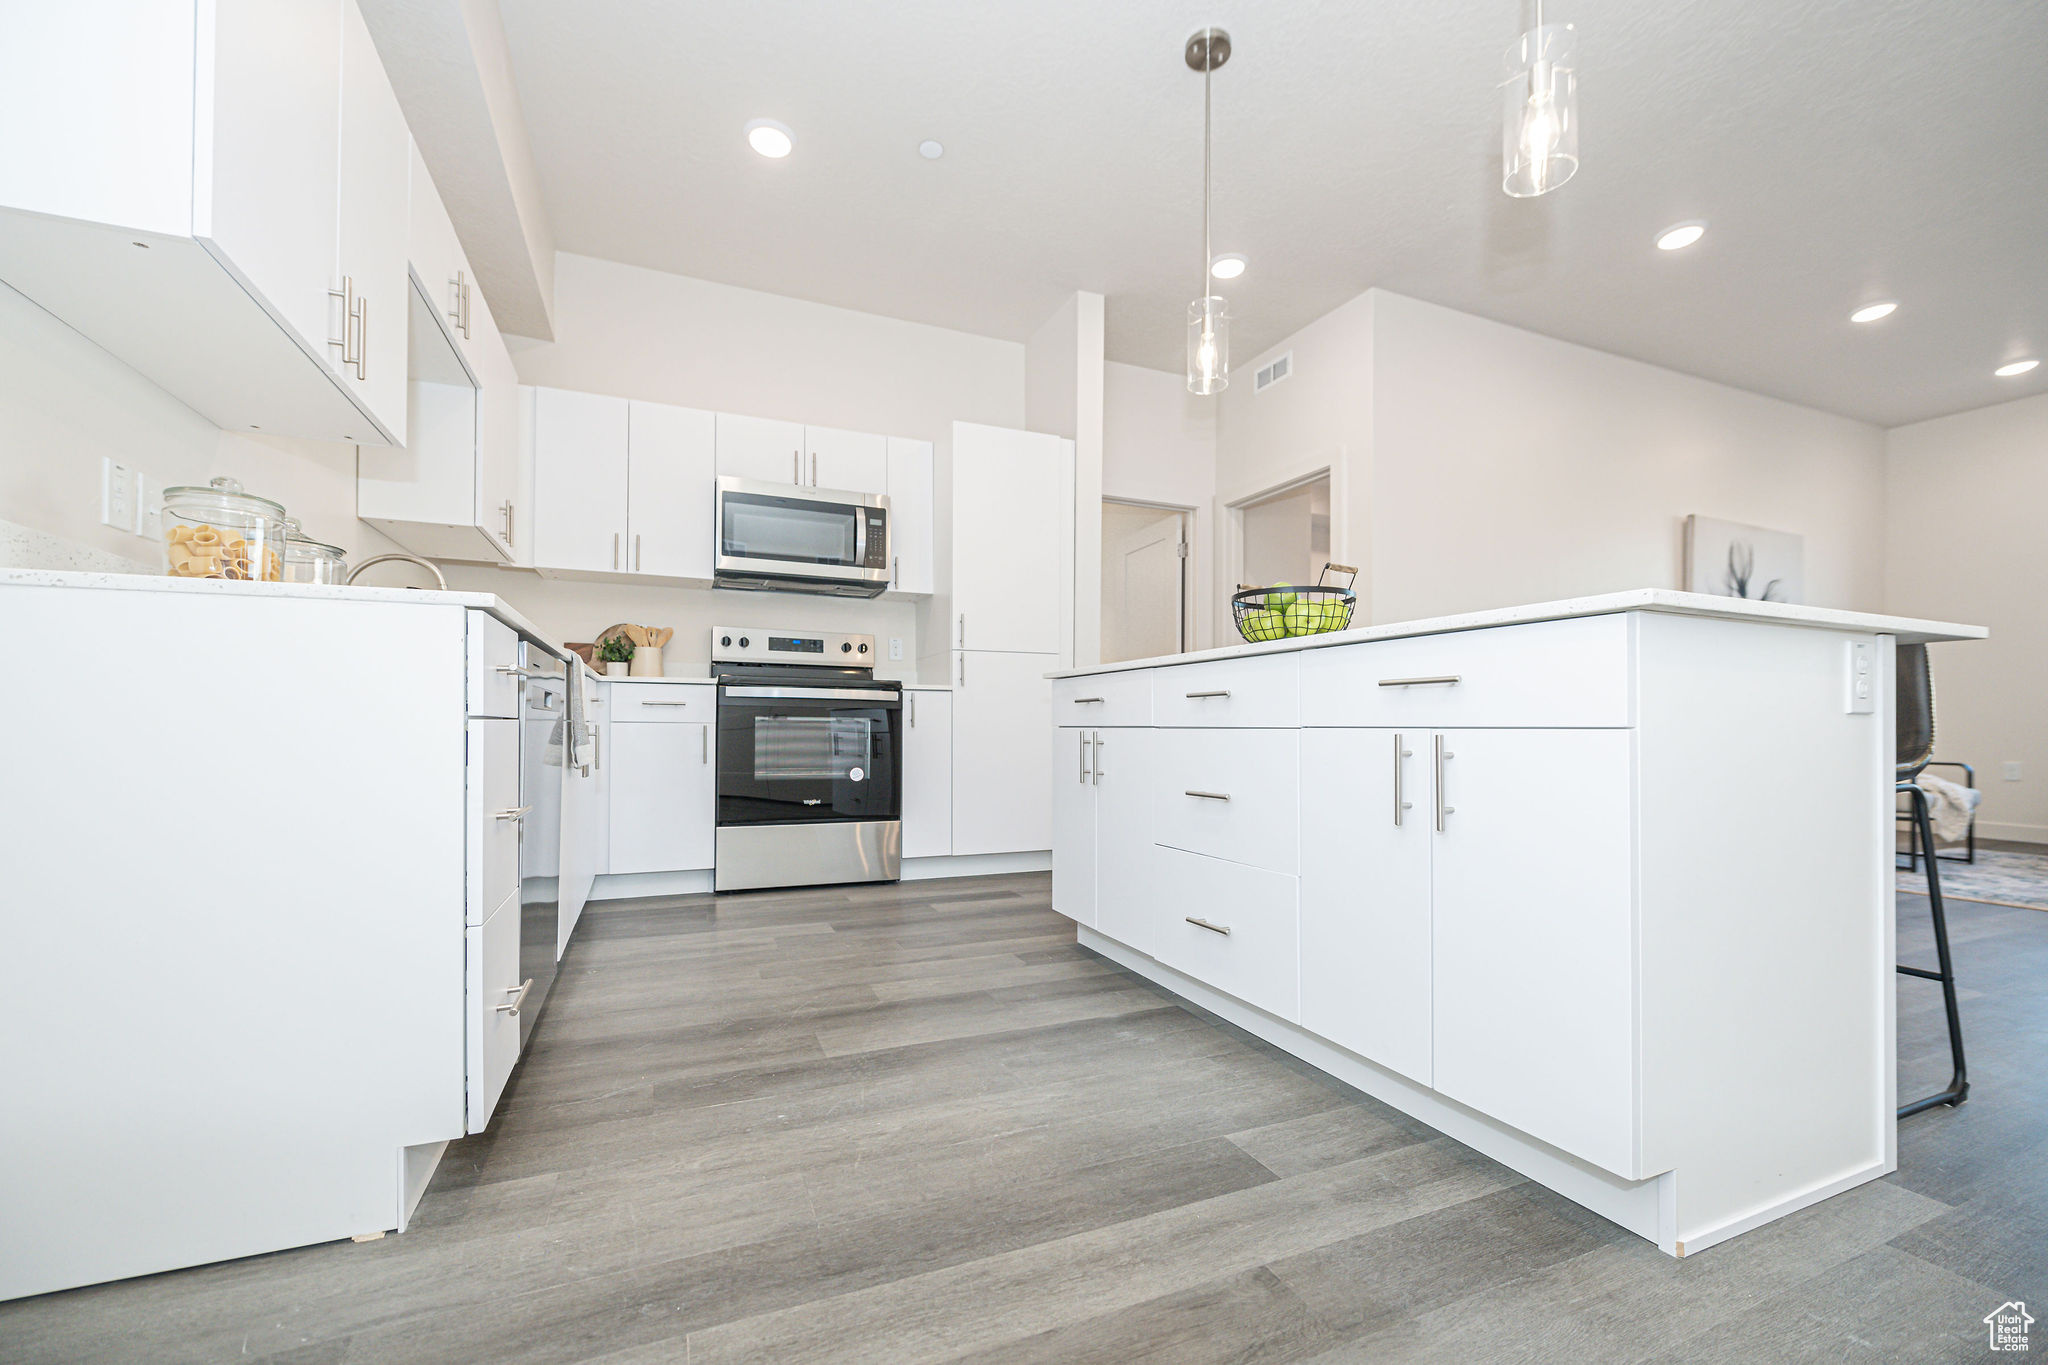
left=1187, top=296, right=1229, bottom=395
left=1502, top=23, right=1578, bottom=198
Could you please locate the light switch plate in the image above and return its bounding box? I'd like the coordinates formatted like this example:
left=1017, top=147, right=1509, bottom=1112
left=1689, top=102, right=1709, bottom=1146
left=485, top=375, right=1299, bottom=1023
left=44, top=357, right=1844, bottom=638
left=2004, top=761, right=2023, bottom=782
left=1845, top=639, right=1875, bottom=714
left=101, top=458, right=137, bottom=531
left=136, top=472, right=163, bottom=540
left=888, top=637, right=903, bottom=661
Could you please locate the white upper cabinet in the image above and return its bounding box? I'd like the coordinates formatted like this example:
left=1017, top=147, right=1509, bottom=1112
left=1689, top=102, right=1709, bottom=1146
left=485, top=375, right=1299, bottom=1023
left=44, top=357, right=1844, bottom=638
left=627, top=402, right=717, bottom=578
left=951, top=423, right=1072, bottom=654
left=886, top=438, right=934, bottom=595
left=0, top=0, right=411, bottom=445
left=715, top=414, right=806, bottom=486
left=531, top=388, right=630, bottom=573
left=471, top=284, right=521, bottom=561
left=803, top=426, right=888, bottom=494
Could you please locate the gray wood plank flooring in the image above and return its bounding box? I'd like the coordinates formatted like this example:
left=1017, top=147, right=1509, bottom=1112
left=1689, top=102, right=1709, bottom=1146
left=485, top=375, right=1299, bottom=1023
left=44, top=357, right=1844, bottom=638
left=4, top=873, right=2041, bottom=1363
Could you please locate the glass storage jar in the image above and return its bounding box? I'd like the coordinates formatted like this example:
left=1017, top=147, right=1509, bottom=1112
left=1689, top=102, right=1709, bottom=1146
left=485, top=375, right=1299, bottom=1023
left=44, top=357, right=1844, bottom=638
left=161, top=477, right=287, bottom=581
left=281, top=518, right=348, bottom=585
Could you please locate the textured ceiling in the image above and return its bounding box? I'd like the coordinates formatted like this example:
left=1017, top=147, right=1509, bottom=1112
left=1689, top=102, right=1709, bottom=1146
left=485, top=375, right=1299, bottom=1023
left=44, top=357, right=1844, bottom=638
left=498, top=0, right=2048, bottom=425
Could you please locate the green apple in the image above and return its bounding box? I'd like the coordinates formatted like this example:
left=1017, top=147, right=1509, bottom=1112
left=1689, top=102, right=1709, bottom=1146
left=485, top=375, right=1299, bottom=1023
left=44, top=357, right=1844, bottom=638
left=1240, top=608, right=1285, bottom=641
left=1284, top=601, right=1318, bottom=636
left=1265, top=582, right=1298, bottom=610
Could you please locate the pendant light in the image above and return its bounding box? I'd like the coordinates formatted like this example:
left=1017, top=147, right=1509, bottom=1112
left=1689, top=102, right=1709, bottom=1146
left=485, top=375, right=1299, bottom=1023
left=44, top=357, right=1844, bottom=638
left=1185, top=27, right=1231, bottom=395
left=1501, top=1, right=1578, bottom=197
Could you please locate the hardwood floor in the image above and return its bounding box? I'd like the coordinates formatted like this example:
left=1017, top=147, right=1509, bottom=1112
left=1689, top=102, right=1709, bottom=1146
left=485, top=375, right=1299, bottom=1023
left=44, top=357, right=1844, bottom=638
left=5, top=873, right=2041, bottom=1363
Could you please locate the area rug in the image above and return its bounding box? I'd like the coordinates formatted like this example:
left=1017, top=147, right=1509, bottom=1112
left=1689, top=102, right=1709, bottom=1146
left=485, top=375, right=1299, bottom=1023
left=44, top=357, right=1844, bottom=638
left=1898, top=847, right=2048, bottom=911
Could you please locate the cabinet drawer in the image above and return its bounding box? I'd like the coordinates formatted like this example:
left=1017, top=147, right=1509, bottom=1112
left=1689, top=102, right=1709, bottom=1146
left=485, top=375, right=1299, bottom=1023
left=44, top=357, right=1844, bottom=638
left=1301, top=615, right=1631, bottom=729
left=609, top=682, right=714, bottom=723
left=465, top=890, right=522, bottom=1133
left=1154, top=847, right=1300, bottom=1022
left=1154, top=729, right=1300, bottom=874
left=1054, top=671, right=1152, bottom=727
left=466, top=612, right=520, bottom=718
left=1152, top=654, right=1299, bottom=728
left=466, top=718, right=519, bottom=927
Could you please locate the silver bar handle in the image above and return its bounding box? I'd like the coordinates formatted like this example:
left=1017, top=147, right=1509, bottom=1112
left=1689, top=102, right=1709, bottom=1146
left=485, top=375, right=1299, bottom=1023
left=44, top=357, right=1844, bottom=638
left=793, top=451, right=800, bottom=484
left=892, top=556, right=899, bottom=589
left=1380, top=675, right=1461, bottom=688
left=354, top=293, right=367, bottom=379
left=1072, top=696, right=1105, bottom=704
left=500, top=500, right=514, bottom=546
left=1184, top=789, right=1231, bottom=801
left=702, top=724, right=708, bottom=764
left=493, top=805, right=532, bottom=822
left=1435, top=734, right=1455, bottom=832
left=612, top=532, right=620, bottom=570
left=1091, top=732, right=1102, bottom=784
left=495, top=978, right=533, bottom=1014
left=635, top=533, right=642, bottom=571
left=908, top=693, right=916, bottom=727
left=638, top=699, right=699, bottom=706
left=1079, top=730, right=1090, bottom=782
left=959, top=653, right=966, bottom=687
left=495, top=664, right=552, bottom=678
left=1185, top=689, right=1231, bottom=699
left=1186, top=917, right=1231, bottom=936
left=958, top=613, right=966, bottom=648
left=811, top=452, right=818, bottom=485
left=1394, top=733, right=1414, bottom=826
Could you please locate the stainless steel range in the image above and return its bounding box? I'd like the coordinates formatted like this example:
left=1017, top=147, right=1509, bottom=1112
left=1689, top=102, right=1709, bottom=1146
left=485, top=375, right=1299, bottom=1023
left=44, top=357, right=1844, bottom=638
left=711, top=626, right=903, bottom=892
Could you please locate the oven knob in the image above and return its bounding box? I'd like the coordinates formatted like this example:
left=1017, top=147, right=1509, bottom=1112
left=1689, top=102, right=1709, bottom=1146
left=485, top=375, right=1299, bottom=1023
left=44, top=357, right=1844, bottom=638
left=738, top=636, right=750, bottom=648
left=841, top=642, right=853, bottom=653
left=857, top=643, right=868, bottom=654
left=720, top=635, right=732, bottom=648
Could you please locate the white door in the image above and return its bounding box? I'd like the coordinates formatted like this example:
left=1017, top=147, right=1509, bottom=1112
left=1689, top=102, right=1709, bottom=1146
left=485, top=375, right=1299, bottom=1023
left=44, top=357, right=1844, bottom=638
left=886, top=437, right=934, bottom=594
left=1091, top=727, right=1156, bottom=953
left=952, top=423, right=1069, bottom=654
left=627, top=401, right=716, bottom=578
left=1102, top=502, right=1186, bottom=664
left=333, top=0, right=409, bottom=441
left=950, top=649, right=1055, bottom=855
left=607, top=722, right=716, bottom=873
left=198, top=0, right=340, bottom=369
left=1051, top=729, right=1097, bottom=926
left=1300, top=729, right=1433, bottom=1085
left=804, top=426, right=888, bottom=494
left=1431, top=728, right=1637, bottom=1177
left=901, top=689, right=952, bottom=859
left=530, top=387, right=629, bottom=572
left=715, top=413, right=805, bottom=486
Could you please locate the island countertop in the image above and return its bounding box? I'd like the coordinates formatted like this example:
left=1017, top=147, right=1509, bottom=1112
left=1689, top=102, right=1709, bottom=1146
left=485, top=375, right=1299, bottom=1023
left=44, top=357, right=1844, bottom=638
left=1051, top=588, right=1985, bottom=679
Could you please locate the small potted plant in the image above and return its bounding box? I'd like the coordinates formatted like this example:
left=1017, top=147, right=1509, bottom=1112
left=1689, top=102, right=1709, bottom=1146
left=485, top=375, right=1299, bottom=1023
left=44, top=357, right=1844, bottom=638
left=597, top=634, right=635, bottom=677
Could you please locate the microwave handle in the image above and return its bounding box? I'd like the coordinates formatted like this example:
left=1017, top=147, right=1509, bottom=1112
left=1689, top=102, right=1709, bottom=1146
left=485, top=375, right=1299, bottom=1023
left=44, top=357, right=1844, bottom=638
left=854, top=501, right=868, bottom=573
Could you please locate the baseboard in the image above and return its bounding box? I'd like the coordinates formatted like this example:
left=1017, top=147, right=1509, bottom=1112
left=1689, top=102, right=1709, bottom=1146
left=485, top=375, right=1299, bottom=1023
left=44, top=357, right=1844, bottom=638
left=1672, top=1159, right=1892, bottom=1257
left=590, top=869, right=713, bottom=901
left=1975, top=820, right=2048, bottom=845
left=902, top=851, right=1051, bottom=880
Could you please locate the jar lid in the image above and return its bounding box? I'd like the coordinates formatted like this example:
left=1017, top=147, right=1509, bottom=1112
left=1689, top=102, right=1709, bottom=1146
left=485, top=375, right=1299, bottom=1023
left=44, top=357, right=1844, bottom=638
left=280, top=517, right=345, bottom=558
left=162, top=475, right=286, bottom=520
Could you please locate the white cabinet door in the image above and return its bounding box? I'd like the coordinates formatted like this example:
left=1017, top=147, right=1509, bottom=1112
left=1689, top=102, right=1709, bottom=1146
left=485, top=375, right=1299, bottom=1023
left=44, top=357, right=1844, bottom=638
left=1091, top=728, right=1157, bottom=954
left=715, top=413, right=806, bottom=486
left=333, top=0, right=409, bottom=442
left=1051, top=729, right=1097, bottom=926
left=404, top=140, right=461, bottom=348
left=1431, top=728, right=1637, bottom=1177
left=886, top=437, right=934, bottom=594
left=901, top=689, right=952, bottom=859
left=531, top=387, right=630, bottom=572
left=473, top=309, right=520, bottom=560
left=950, top=650, right=1055, bottom=855
left=465, top=890, right=521, bottom=1133
left=804, top=426, right=888, bottom=494
left=627, top=401, right=716, bottom=579
left=1300, top=729, right=1433, bottom=1085
left=608, top=721, right=716, bottom=873
left=952, top=424, right=1069, bottom=654
left=199, top=0, right=341, bottom=370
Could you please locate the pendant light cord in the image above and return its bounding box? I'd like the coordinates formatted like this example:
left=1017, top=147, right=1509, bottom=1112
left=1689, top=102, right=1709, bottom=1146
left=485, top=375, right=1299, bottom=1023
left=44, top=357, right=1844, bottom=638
left=1202, top=42, right=1212, bottom=307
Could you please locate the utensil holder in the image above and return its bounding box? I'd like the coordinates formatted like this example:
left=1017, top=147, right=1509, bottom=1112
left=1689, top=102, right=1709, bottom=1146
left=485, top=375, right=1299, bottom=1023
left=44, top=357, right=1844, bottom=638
left=630, top=646, right=664, bottom=677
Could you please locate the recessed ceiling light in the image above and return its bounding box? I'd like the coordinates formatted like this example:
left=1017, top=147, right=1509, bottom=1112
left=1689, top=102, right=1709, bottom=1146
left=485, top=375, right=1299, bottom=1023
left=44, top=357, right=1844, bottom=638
left=744, top=119, right=793, bottom=159
left=1994, top=359, right=2039, bottom=378
left=918, top=140, right=944, bottom=160
left=1849, top=301, right=1897, bottom=323
left=1655, top=221, right=1706, bottom=251
left=1210, top=253, right=1248, bottom=281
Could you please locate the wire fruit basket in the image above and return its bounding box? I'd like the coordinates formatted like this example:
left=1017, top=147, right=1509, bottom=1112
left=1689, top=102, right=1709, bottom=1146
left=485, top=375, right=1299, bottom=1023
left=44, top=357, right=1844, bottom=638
left=1232, top=563, right=1358, bottom=643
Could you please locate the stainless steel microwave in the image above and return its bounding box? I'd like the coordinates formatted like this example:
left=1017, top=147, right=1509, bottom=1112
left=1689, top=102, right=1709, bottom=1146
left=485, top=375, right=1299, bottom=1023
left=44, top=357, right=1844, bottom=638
left=713, top=477, right=892, bottom=597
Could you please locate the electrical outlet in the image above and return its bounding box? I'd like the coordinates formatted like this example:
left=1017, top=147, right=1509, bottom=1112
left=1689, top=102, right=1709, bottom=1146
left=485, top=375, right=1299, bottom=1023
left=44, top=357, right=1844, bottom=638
left=101, top=458, right=138, bottom=531
left=888, top=636, right=903, bottom=661
left=136, top=473, right=163, bottom=540
left=2004, top=761, right=2023, bottom=782
left=1844, top=639, right=1875, bottom=714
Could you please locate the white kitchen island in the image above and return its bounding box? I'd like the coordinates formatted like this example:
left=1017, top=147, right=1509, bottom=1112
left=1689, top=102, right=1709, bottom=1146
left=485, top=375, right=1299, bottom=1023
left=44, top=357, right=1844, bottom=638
left=1049, top=590, right=1983, bottom=1257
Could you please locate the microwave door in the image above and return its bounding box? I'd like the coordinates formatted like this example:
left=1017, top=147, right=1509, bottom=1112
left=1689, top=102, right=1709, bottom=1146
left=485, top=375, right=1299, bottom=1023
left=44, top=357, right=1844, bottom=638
left=715, top=478, right=890, bottom=589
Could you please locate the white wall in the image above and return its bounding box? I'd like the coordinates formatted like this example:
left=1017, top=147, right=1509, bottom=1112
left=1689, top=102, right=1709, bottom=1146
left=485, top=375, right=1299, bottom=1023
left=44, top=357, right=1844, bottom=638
left=460, top=253, right=1029, bottom=680
left=1885, top=392, right=2048, bottom=842
left=1103, top=360, right=1217, bottom=649
left=0, top=281, right=397, bottom=574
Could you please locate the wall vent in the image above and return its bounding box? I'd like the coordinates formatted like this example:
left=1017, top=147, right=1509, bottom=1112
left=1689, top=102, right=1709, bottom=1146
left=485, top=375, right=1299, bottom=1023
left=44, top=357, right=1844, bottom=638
left=1254, top=351, right=1293, bottom=393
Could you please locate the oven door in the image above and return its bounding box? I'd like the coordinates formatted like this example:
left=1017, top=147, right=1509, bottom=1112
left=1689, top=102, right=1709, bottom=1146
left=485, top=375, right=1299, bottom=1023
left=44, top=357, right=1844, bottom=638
left=715, top=477, right=890, bottom=589
left=716, top=684, right=902, bottom=827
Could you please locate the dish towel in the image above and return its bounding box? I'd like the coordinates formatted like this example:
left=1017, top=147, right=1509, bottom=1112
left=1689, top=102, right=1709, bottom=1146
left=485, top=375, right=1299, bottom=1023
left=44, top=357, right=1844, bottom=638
left=1912, top=771, right=1981, bottom=844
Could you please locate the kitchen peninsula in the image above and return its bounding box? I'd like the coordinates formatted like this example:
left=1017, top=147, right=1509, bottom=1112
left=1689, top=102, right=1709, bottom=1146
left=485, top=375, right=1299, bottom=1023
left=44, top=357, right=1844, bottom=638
left=1049, top=590, right=1984, bottom=1257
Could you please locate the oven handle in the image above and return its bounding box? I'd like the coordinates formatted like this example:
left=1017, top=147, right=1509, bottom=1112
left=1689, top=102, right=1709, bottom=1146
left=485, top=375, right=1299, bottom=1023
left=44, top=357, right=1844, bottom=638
left=721, top=686, right=902, bottom=704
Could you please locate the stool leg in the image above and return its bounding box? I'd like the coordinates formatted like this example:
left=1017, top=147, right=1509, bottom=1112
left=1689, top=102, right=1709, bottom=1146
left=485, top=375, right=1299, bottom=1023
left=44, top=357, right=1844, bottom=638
left=1898, top=782, right=1970, bottom=1117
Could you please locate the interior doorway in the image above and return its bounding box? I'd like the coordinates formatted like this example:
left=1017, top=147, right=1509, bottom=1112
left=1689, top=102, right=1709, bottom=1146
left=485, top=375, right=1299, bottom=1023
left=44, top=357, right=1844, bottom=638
left=1101, top=499, right=1190, bottom=665
left=1237, top=474, right=1331, bottom=590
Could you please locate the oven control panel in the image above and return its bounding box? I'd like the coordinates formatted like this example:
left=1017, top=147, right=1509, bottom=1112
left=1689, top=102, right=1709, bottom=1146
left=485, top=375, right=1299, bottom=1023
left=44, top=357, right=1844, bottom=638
left=712, top=627, right=875, bottom=665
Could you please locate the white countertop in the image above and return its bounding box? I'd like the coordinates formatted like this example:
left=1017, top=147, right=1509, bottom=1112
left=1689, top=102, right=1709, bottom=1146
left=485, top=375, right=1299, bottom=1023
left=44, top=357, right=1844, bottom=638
left=1052, top=589, right=1985, bottom=679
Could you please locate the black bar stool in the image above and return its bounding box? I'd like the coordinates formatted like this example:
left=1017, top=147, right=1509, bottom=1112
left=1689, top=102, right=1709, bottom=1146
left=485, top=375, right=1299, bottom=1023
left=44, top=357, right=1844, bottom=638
left=1896, top=641, right=1969, bottom=1117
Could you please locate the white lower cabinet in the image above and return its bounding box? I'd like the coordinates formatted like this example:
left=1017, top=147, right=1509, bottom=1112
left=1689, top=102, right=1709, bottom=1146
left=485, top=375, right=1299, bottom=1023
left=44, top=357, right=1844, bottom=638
left=951, top=650, right=1056, bottom=856
left=1153, top=846, right=1300, bottom=1022
left=465, top=890, right=521, bottom=1133
left=902, top=689, right=953, bottom=858
left=1051, top=729, right=1098, bottom=926
left=465, top=717, right=519, bottom=927
left=1052, top=727, right=1156, bottom=948
left=607, top=718, right=716, bottom=874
